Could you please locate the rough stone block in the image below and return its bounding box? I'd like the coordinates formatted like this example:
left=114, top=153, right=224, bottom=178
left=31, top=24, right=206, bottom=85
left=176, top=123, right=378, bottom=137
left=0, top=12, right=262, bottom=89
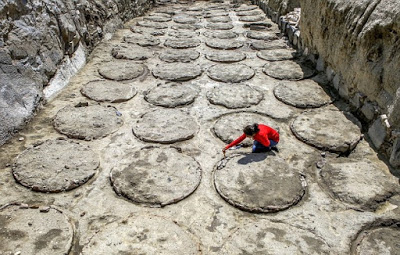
left=316, top=56, right=325, bottom=72
left=326, top=66, right=335, bottom=81
left=361, top=102, right=378, bottom=121
left=350, top=92, right=364, bottom=110
left=293, top=30, right=300, bottom=46
left=390, top=136, right=400, bottom=168
left=333, top=74, right=341, bottom=91
left=368, top=115, right=389, bottom=149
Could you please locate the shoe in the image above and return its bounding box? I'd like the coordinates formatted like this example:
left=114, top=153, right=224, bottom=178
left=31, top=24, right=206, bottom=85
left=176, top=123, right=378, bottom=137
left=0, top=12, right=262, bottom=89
left=271, top=147, right=279, bottom=152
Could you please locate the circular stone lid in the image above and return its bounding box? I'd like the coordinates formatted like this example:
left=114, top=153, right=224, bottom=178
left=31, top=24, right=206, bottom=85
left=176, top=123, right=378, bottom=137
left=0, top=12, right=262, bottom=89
left=320, top=159, right=400, bottom=211
left=168, top=30, right=200, bottom=38
left=206, top=23, right=234, bottom=30
left=204, top=12, right=229, bottom=18
left=263, top=60, right=315, bottom=80
left=0, top=205, right=74, bottom=255
left=13, top=139, right=99, bottom=192
left=257, top=49, right=298, bottom=61
left=291, top=107, right=362, bottom=152
left=152, top=63, right=202, bottom=81
left=137, top=20, right=169, bottom=29
left=145, top=82, right=199, bottom=107
left=235, top=5, right=258, bottom=12
left=220, top=220, right=330, bottom=254
left=98, top=61, right=146, bottom=81
left=159, top=49, right=200, bottom=63
left=207, top=84, right=263, bottom=108
left=53, top=105, right=123, bottom=140
left=205, top=39, right=244, bottom=50
left=133, top=109, right=199, bottom=143
left=80, top=80, right=137, bottom=103
left=203, top=31, right=239, bottom=39
left=205, top=51, right=246, bottom=63
left=355, top=226, right=400, bottom=254
left=214, top=154, right=306, bottom=212
left=273, top=79, right=333, bottom=108
left=207, top=64, right=254, bottom=83
left=111, top=147, right=201, bottom=207
left=123, top=35, right=161, bottom=47
left=130, top=26, right=166, bottom=36
left=213, top=112, right=280, bottom=147
left=81, top=215, right=200, bottom=254
left=250, top=40, right=288, bottom=50
left=173, top=14, right=200, bottom=24
left=239, top=16, right=265, bottom=22
left=172, top=24, right=203, bottom=30
left=208, top=16, right=232, bottom=23
left=111, top=44, right=153, bottom=60
left=144, top=15, right=172, bottom=22
left=236, top=10, right=264, bottom=16
left=246, top=31, right=278, bottom=41
left=164, top=38, right=201, bottom=49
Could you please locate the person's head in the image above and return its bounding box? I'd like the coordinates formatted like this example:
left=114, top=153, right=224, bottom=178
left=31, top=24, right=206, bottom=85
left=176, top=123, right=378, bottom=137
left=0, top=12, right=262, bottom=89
left=243, top=123, right=259, bottom=137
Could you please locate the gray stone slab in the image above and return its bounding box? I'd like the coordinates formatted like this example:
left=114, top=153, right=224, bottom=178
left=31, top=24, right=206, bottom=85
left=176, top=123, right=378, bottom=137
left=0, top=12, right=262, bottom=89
left=164, top=38, right=201, bottom=49
left=123, top=35, right=161, bottom=47
left=111, top=147, right=201, bottom=207
left=98, top=61, right=146, bottom=81
left=213, top=112, right=280, bottom=147
left=239, top=16, right=266, bottom=22
left=236, top=10, right=264, bottom=16
left=205, top=39, right=244, bottom=50
left=205, top=23, right=234, bottom=30
left=207, top=84, right=263, bottom=108
left=263, top=60, right=316, bottom=80
left=257, top=49, right=298, bottom=61
left=235, top=5, right=258, bottom=12
left=173, top=15, right=200, bottom=24
left=152, top=63, right=202, bottom=81
left=168, top=30, right=200, bottom=38
left=53, top=105, right=123, bottom=140
left=250, top=40, right=289, bottom=50
left=205, top=51, right=246, bottom=63
left=208, top=16, right=232, bottom=23
left=204, top=12, right=229, bottom=18
left=137, top=20, right=169, bottom=29
left=143, top=16, right=172, bottom=22
left=355, top=226, right=400, bottom=254
left=214, top=154, right=306, bottom=213
left=81, top=215, right=200, bottom=254
left=207, top=64, right=254, bottom=83
left=0, top=205, right=74, bottom=255
left=81, top=80, right=137, bottom=103
left=111, top=44, right=153, bottom=60
left=203, top=31, right=239, bottom=39
left=273, top=78, right=333, bottom=108
left=145, top=82, right=199, bottom=107
left=291, top=107, right=362, bottom=152
left=220, top=220, right=330, bottom=254
left=133, top=109, right=199, bottom=144
left=246, top=31, right=278, bottom=41
left=171, top=23, right=203, bottom=30
left=159, top=49, right=200, bottom=63
left=320, top=158, right=400, bottom=211
left=13, top=139, right=99, bottom=192
left=130, top=26, right=166, bottom=36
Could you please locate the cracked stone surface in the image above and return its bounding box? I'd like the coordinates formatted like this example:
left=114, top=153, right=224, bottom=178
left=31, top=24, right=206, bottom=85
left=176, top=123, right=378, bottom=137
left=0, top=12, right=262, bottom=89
left=53, top=105, right=124, bottom=140
left=80, top=80, right=137, bottom=103
left=207, top=83, right=263, bottom=108
left=291, top=107, right=362, bottom=152
left=263, top=60, right=316, bottom=80
left=153, top=63, right=202, bottom=81
left=0, top=205, right=73, bottom=255
left=98, top=61, right=146, bottom=81
left=133, top=109, right=199, bottom=143
left=145, top=82, right=199, bottom=107
left=111, top=147, right=201, bottom=207
left=12, top=139, right=99, bottom=192
left=207, top=64, right=255, bottom=83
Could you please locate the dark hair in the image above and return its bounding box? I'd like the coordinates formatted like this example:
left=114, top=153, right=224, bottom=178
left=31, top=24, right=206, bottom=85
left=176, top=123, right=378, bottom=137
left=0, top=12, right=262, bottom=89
left=243, top=123, right=259, bottom=136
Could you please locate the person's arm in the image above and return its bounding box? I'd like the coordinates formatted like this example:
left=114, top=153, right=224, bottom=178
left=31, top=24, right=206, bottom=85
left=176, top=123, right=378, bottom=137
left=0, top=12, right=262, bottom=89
left=224, top=134, right=246, bottom=150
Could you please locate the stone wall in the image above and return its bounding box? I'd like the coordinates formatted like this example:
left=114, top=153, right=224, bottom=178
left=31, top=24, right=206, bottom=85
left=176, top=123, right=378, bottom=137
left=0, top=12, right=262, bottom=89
left=253, top=0, right=400, bottom=168
left=0, top=0, right=153, bottom=146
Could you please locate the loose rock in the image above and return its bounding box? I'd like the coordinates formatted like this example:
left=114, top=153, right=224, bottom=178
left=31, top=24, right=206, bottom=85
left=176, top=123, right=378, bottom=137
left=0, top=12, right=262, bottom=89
left=81, top=80, right=137, bottom=103
left=145, top=82, right=199, bottom=107
left=207, top=84, right=263, bottom=108
left=152, top=63, right=202, bottom=81
left=53, top=105, right=123, bottom=140
left=133, top=109, right=199, bottom=143
left=207, top=64, right=255, bottom=83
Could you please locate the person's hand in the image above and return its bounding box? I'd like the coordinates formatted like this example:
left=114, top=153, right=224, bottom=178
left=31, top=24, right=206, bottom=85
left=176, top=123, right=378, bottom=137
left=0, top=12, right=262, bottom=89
left=222, top=148, right=226, bottom=157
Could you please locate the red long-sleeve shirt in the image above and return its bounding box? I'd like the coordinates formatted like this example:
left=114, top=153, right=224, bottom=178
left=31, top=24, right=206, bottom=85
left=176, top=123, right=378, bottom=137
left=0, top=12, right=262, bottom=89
left=224, top=124, right=279, bottom=150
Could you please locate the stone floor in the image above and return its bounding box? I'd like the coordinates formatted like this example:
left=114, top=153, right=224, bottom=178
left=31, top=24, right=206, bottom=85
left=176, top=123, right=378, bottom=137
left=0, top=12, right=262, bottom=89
left=1, top=1, right=400, bottom=254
